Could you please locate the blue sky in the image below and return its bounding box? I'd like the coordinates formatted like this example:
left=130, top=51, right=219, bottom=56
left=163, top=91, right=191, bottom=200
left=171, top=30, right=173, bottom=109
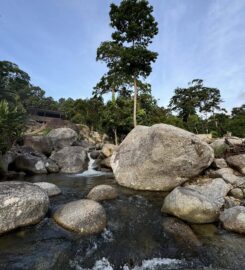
left=1, top=0, right=245, bottom=110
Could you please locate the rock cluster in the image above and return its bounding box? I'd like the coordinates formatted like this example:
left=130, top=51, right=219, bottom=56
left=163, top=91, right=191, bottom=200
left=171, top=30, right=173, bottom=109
left=1, top=126, right=117, bottom=176
left=111, top=124, right=245, bottom=233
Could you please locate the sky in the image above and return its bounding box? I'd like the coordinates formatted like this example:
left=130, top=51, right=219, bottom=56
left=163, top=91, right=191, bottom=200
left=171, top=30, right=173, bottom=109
left=0, top=0, right=245, bottom=111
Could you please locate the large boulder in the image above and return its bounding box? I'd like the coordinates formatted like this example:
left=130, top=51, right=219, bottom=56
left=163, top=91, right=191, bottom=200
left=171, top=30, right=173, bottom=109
left=50, top=146, right=88, bottom=173
left=53, top=199, right=106, bottom=234
left=220, top=206, right=245, bottom=234
left=184, top=178, right=231, bottom=207
left=13, top=153, right=47, bottom=174
left=87, top=185, right=118, bottom=201
left=226, top=154, right=245, bottom=175
left=161, top=187, right=222, bottom=223
left=0, top=182, right=49, bottom=234
left=34, top=182, right=61, bottom=197
left=47, top=128, right=78, bottom=149
left=24, top=136, right=53, bottom=156
left=111, top=124, right=214, bottom=191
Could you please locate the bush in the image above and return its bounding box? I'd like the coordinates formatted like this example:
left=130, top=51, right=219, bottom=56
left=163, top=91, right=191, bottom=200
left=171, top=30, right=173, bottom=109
left=0, top=100, right=26, bottom=153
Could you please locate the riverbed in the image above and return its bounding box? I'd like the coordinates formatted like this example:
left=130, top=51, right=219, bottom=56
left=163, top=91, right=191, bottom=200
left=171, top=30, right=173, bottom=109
left=0, top=172, right=245, bottom=270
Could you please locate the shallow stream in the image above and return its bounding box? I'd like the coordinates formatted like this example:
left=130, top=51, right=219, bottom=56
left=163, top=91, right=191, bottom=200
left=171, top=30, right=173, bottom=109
left=1, top=172, right=245, bottom=270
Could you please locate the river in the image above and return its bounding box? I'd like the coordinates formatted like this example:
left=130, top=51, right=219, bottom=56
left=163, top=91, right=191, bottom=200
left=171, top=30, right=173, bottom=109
left=0, top=171, right=245, bottom=270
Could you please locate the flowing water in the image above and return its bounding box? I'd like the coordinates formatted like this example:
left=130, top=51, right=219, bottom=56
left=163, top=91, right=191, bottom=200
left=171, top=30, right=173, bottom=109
left=1, top=167, right=245, bottom=270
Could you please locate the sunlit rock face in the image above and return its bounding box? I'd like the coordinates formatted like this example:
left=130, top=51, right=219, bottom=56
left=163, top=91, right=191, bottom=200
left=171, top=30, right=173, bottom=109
left=53, top=199, right=106, bottom=234
left=111, top=124, right=214, bottom=191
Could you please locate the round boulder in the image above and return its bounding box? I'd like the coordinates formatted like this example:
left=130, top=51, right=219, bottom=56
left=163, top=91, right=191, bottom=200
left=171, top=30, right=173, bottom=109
left=87, top=185, right=118, bottom=201
left=161, top=187, right=221, bottom=223
left=0, top=181, right=49, bottom=234
left=50, top=146, right=88, bottom=173
left=102, top=144, right=117, bottom=158
left=111, top=124, right=214, bottom=191
left=34, top=182, right=61, bottom=197
left=47, top=128, right=78, bottom=149
left=53, top=199, right=106, bottom=234
left=226, top=154, right=245, bottom=175
left=14, top=154, right=47, bottom=174
left=220, top=206, right=245, bottom=234
left=90, top=150, right=101, bottom=160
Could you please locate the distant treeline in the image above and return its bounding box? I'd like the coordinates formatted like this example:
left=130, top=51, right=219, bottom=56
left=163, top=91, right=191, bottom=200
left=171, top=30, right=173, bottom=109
left=0, top=60, right=244, bottom=152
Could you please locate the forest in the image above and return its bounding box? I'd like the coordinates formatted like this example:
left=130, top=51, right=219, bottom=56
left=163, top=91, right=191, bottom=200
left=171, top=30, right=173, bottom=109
left=0, top=59, right=244, bottom=154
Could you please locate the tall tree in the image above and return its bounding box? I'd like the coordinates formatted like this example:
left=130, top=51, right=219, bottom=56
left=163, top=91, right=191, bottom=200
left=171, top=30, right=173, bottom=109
left=109, top=0, right=158, bottom=127
left=95, top=41, right=127, bottom=102
left=169, top=79, right=225, bottom=125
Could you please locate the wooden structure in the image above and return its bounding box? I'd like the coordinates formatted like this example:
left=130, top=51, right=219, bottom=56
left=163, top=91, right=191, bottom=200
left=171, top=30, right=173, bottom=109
left=27, top=107, right=66, bottom=123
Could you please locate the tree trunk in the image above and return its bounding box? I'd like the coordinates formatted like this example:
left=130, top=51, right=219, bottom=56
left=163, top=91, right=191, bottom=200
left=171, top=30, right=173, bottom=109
left=113, top=128, right=118, bottom=145
left=133, top=75, right=138, bottom=127
left=112, top=87, right=115, bottom=104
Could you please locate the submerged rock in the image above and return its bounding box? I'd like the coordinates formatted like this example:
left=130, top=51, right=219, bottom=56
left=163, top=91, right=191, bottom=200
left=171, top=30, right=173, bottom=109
left=162, top=217, right=201, bottom=247
left=220, top=206, right=245, bottom=234
left=53, top=199, right=106, bottom=234
left=34, top=182, right=61, bottom=197
left=111, top=124, right=214, bottom=191
left=87, top=184, right=118, bottom=201
left=161, top=187, right=221, bottom=223
left=50, top=146, right=87, bottom=173
left=0, top=181, right=49, bottom=234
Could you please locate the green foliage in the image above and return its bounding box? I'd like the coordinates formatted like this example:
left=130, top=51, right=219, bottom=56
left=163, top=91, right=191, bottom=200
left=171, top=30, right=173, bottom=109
left=110, top=0, right=158, bottom=46
left=95, top=0, right=158, bottom=127
left=42, top=127, right=53, bottom=136
left=169, top=79, right=225, bottom=123
left=0, top=100, right=26, bottom=153
left=213, top=144, right=230, bottom=158
left=1, top=59, right=244, bottom=153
